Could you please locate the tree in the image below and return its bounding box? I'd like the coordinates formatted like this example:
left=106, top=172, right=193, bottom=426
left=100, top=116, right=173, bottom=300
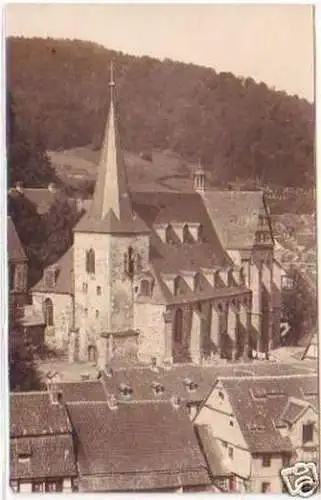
left=9, top=334, right=44, bottom=391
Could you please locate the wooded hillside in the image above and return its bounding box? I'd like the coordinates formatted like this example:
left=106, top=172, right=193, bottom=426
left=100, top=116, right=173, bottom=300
left=7, top=36, right=315, bottom=188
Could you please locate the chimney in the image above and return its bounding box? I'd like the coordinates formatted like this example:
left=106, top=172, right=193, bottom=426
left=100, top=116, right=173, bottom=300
left=151, top=357, right=159, bottom=372
left=107, top=394, right=118, bottom=410
left=48, top=182, right=57, bottom=193
left=105, top=366, right=114, bottom=378
left=15, top=181, right=24, bottom=194
left=171, top=395, right=181, bottom=409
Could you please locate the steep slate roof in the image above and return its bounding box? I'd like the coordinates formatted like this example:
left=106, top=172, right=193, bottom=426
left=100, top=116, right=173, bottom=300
left=75, top=70, right=148, bottom=235
left=7, top=216, right=27, bottom=262
left=67, top=400, right=210, bottom=491
left=217, top=374, right=318, bottom=453
left=10, top=392, right=71, bottom=437
left=31, top=247, right=74, bottom=294
left=201, top=190, right=270, bottom=249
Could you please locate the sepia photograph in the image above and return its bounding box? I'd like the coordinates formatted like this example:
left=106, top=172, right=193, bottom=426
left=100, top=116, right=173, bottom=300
left=3, top=2, right=319, bottom=496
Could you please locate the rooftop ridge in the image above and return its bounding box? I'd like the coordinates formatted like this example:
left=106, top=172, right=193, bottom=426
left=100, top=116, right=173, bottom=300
left=219, top=373, right=317, bottom=382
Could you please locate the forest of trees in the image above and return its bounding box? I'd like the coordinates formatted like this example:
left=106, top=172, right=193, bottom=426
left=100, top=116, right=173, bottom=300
left=7, top=36, right=315, bottom=189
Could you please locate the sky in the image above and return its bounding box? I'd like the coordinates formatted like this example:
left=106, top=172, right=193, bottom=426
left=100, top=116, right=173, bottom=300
left=5, top=3, right=315, bottom=101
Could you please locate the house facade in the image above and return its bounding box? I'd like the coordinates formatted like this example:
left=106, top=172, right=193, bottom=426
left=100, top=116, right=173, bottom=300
left=10, top=68, right=284, bottom=368
left=194, top=374, right=319, bottom=493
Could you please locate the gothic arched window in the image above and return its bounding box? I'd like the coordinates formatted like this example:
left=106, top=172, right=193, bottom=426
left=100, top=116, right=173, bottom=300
left=140, top=279, right=150, bottom=296
left=173, top=308, right=183, bottom=343
left=124, top=246, right=135, bottom=278
left=86, top=249, right=95, bottom=275
left=43, top=298, right=54, bottom=326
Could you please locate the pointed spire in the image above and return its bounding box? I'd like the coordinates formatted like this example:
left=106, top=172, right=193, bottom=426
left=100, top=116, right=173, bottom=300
left=75, top=60, right=149, bottom=235
left=90, top=60, right=133, bottom=221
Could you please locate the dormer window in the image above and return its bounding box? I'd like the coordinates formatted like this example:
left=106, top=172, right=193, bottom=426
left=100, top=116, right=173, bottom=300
left=183, top=224, right=192, bottom=243
left=165, top=224, right=175, bottom=245
left=86, top=249, right=95, bottom=275
left=152, top=381, right=164, bottom=395
left=197, top=224, right=204, bottom=242
left=193, top=272, right=203, bottom=292
left=119, top=383, right=133, bottom=399
left=183, top=378, right=198, bottom=392
left=18, top=453, right=31, bottom=464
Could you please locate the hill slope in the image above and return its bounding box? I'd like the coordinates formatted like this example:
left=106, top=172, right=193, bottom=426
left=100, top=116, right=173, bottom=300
left=7, top=36, right=315, bottom=188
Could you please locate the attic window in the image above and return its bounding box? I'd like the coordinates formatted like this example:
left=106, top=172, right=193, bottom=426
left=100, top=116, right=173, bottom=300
left=229, top=419, right=234, bottom=427
left=183, top=378, right=198, bottom=392
left=251, top=388, right=267, bottom=399
left=218, top=391, right=224, bottom=400
left=18, top=453, right=31, bottom=463
left=119, top=383, right=133, bottom=398
left=152, top=381, right=164, bottom=395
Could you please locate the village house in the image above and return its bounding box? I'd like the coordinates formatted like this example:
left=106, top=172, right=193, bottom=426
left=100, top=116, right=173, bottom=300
left=10, top=391, right=77, bottom=492
left=194, top=374, right=319, bottom=493
left=9, top=387, right=212, bottom=493
left=6, top=66, right=286, bottom=370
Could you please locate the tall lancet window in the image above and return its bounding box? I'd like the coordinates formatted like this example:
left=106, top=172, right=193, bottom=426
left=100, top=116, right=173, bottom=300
left=86, top=249, right=96, bottom=275
left=124, top=246, right=135, bottom=279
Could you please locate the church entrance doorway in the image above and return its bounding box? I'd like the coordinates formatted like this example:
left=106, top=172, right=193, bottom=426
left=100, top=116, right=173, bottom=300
left=88, top=345, right=97, bottom=363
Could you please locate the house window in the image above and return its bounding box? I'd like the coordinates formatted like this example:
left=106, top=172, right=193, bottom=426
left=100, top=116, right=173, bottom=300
left=86, top=248, right=95, bottom=274
left=283, top=455, right=291, bottom=467
left=9, top=263, right=15, bottom=291
left=45, top=481, right=62, bottom=493
left=96, top=286, right=102, bottom=295
left=262, top=455, right=271, bottom=467
left=10, top=481, right=19, bottom=492
left=229, top=419, right=234, bottom=427
left=218, top=390, right=224, bottom=400
left=32, top=482, right=44, bottom=492
left=43, top=298, right=54, bottom=326
left=140, top=279, right=150, bottom=296
left=83, top=282, right=88, bottom=294
left=261, top=482, right=271, bottom=493
left=95, top=309, right=100, bottom=319
left=84, top=308, right=88, bottom=317
left=228, top=446, right=234, bottom=459
left=302, top=423, right=314, bottom=444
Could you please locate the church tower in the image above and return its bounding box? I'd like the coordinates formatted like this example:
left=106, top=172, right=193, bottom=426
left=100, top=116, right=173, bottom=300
left=73, top=63, right=150, bottom=368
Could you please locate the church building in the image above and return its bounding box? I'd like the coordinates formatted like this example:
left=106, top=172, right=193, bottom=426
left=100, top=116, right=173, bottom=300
left=29, top=66, right=283, bottom=368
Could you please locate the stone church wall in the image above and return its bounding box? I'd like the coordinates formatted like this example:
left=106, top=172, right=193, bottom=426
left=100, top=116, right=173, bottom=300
left=134, top=302, right=166, bottom=364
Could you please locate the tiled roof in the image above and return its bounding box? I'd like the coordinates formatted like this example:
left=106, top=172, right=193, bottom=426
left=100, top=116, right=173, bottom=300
left=7, top=216, right=27, bottom=262
left=64, top=362, right=316, bottom=406
left=10, top=392, right=71, bottom=437
left=67, top=400, right=210, bottom=491
left=10, top=435, right=76, bottom=480
left=31, top=247, right=74, bottom=294
left=218, top=374, right=318, bottom=453
left=195, top=425, right=231, bottom=478
left=56, top=380, right=107, bottom=402
left=201, top=190, right=269, bottom=249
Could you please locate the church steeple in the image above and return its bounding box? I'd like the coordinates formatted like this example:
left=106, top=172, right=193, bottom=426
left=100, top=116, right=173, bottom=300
left=75, top=61, right=148, bottom=234
left=90, top=61, right=133, bottom=221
